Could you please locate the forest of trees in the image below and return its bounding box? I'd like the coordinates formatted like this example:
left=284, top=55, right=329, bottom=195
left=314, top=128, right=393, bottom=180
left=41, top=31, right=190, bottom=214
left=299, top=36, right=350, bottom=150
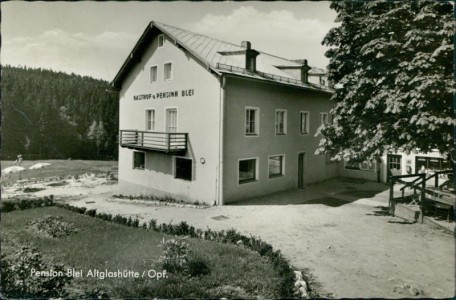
left=2, top=65, right=119, bottom=160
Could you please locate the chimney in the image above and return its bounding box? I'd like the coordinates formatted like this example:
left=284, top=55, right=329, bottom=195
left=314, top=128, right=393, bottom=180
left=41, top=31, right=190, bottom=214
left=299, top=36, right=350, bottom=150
left=301, top=59, right=311, bottom=83
left=242, top=41, right=259, bottom=73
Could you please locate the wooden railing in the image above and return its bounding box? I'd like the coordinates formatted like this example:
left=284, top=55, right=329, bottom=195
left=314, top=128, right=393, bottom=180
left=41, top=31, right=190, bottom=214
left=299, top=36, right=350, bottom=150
left=119, top=130, right=187, bottom=153
left=389, top=170, right=454, bottom=223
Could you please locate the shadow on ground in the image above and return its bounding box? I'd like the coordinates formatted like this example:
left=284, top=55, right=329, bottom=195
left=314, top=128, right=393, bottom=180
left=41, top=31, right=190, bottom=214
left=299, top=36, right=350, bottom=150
left=227, top=178, right=389, bottom=207
left=366, top=206, right=391, bottom=217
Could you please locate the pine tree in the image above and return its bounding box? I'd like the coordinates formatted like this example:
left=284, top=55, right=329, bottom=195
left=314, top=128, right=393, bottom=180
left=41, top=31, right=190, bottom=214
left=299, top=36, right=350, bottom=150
left=316, top=0, right=454, bottom=165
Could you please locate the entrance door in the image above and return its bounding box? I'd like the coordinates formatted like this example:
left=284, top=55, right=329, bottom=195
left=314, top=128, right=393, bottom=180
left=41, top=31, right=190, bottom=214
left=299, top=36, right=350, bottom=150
left=166, top=108, right=177, bottom=132
left=298, top=153, right=306, bottom=189
left=387, top=154, right=402, bottom=182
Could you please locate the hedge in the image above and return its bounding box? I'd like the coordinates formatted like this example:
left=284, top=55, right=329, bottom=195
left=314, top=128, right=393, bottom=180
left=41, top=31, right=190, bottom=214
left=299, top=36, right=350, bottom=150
left=1, top=196, right=55, bottom=213
left=54, top=202, right=296, bottom=297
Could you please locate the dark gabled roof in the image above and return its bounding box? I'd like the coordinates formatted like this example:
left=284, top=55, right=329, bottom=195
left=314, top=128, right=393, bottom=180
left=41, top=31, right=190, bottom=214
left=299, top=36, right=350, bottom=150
left=111, top=21, right=332, bottom=93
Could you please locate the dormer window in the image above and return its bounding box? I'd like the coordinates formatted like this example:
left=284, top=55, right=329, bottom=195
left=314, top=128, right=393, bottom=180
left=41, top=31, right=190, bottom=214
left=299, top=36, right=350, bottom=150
left=158, top=35, right=165, bottom=47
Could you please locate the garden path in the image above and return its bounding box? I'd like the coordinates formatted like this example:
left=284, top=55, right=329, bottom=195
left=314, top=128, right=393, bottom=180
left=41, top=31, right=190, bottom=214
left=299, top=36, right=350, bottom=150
left=61, top=178, right=455, bottom=298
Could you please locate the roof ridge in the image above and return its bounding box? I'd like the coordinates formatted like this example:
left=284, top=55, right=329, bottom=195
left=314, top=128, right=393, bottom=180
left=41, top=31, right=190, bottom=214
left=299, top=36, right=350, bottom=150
left=153, top=21, right=243, bottom=49
left=152, top=20, right=305, bottom=67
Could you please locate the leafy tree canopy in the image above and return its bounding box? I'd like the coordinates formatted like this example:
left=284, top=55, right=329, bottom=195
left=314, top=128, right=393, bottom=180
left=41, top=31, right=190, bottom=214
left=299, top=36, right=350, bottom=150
left=316, top=0, right=454, bottom=164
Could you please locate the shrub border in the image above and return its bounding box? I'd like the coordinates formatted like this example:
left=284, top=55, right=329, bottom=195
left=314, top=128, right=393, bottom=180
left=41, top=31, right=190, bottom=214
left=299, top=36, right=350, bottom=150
left=1, top=196, right=55, bottom=213
left=54, top=202, right=299, bottom=297
left=3, top=200, right=310, bottom=297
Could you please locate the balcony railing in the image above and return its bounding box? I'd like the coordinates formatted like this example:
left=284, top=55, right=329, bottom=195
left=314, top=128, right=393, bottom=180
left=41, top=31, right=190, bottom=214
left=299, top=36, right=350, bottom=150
left=120, top=130, right=188, bottom=154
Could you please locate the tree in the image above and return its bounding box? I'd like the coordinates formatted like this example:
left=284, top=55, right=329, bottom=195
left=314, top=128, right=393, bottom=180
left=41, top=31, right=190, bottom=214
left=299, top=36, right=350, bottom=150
left=87, top=120, right=106, bottom=157
left=316, top=0, right=454, bottom=165
left=2, top=65, right=119, bottom=159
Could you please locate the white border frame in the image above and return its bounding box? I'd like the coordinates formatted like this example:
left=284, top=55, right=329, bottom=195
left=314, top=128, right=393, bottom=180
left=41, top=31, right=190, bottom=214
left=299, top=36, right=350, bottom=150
left=173, top=155, right=193, bottom=181
left=164, top=61, right=173, bottom=81
left=320, top=112, right=329, bottom=126
left=275, top=109, right=287, bottom=135
left=158, top=34, right=165, bottom=48
left=145, top=109, right=155, bottom=131
left=268, top=154, right=285, bottom=178
left=300, top=111, right=310, bottom=135
left=132, top=150, right=146, bottom=170
left=237, top=157, right=259, bottom=185
left=149, top=65, right=158, bottom=84
left=244, top=106, right=260, bottom=137
left=164, top=107, right=178, bottom=132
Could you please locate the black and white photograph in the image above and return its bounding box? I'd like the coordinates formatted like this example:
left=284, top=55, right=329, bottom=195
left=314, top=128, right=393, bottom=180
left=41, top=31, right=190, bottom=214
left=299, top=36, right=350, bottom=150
left=1, top=1, right=454, bottom=298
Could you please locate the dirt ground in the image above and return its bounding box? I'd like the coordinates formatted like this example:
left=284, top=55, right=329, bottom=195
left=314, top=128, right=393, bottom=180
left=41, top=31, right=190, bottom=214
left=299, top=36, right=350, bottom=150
left=2, top=174, right=454, bottom=298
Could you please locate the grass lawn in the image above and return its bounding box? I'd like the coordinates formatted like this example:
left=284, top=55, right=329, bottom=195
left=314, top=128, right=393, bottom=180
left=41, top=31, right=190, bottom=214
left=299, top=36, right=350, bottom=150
left=1, top=207, right=283, bottom=298
left=1, top=160, right=117, bottom=184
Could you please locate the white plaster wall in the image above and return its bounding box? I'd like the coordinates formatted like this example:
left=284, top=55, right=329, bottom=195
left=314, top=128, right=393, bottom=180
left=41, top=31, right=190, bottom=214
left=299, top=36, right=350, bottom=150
left=222, top=77, right=339, bottom=203
left=339, top=150, right=446, bottom=183
left=118, top=34, right=221, bottom=205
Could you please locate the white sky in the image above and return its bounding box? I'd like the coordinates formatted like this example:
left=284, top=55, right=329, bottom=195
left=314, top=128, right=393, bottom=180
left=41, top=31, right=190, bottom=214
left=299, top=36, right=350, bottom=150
left=2, top=1, right=337, bottom=81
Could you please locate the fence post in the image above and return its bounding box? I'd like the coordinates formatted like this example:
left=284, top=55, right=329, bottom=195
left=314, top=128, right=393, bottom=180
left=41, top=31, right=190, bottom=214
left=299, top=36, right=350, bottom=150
left=435, top=173, right=438, bottom=187
left=389, top=177, right=394, bottom=215
left=420, top=174, right=425, bottom=223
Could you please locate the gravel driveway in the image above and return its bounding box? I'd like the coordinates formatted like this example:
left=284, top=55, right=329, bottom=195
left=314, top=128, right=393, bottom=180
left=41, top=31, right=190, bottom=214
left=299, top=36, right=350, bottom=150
left=56, top=178, right=454, bottom=298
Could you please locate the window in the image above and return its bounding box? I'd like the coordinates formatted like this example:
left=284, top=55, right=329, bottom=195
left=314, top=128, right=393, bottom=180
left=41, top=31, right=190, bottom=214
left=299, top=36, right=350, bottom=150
left=325, top=151, right=337, bottom=164
left=146, top=109, right=155, bottom=131
left=133, top=152, right=145, bottom=170
left=345, top=161, right=360, bottom=170
left=269, top=155, right=284, bottom=178
left=239, top=158, right=257, bottom=183
left=150, top=66, right=158, bottom=83
left=158, top=35, right=164, bottom=47
left=320, top=113, right=328, bottom=126
left=245, top=107, right=259, bottom=136
left=345, top=160, right=375, bottom=171
left=275, top=110, right=287, bottom=135
left=166, top=108, right=177, bottom=132
left=175, top=157, right=192, bottom=181
left=319, top=76, right=326, bottom=85
left=164, top=62, right=172, bottom=81
left=360, top=161, right=375, bottom=171
left=300, top=111, right=309, bottom=134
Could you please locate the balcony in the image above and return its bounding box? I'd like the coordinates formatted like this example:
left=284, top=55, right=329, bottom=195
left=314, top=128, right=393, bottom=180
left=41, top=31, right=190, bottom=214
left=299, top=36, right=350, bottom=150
left=120, top=130, right=188, bottom=154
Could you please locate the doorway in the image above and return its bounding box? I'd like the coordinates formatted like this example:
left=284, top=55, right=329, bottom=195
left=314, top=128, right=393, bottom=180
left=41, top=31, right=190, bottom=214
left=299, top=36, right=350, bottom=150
left=298, top=152, right=306, bottom=189
left=387, top=154, right=402, bottom=182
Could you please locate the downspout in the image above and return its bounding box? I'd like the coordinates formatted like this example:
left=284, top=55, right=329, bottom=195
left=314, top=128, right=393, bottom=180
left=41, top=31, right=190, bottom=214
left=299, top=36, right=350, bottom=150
left=217, top=75, right=226, bottom=206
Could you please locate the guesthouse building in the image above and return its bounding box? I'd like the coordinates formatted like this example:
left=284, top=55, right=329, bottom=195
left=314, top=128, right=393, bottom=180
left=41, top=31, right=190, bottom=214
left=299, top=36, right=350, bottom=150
left=110, top=21, right=337, bottom=205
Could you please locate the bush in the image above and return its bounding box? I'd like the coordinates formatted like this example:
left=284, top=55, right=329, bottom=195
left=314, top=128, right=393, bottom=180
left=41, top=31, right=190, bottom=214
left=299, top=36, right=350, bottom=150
left=158, top=237, right=190, bottom=273
left=1, top=246, right=71, bottom=298
left=113, top=214, right=128, bottom=225
left=96, top=212, right=113, bottom=221
left=2, top=201, right=16, bottom=213
left=131, top=217, right=140, bottom=228
left=67, top=287, right=110, bottom=299
left=187, top=258, right=211, bottom=277
left=28, top=215, right=78, bottom=238
left=148, top=219, right=157, bottom=230
left=2, top=196, right=55, bottom=213
left=85, top=209, right=97, bottom=217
